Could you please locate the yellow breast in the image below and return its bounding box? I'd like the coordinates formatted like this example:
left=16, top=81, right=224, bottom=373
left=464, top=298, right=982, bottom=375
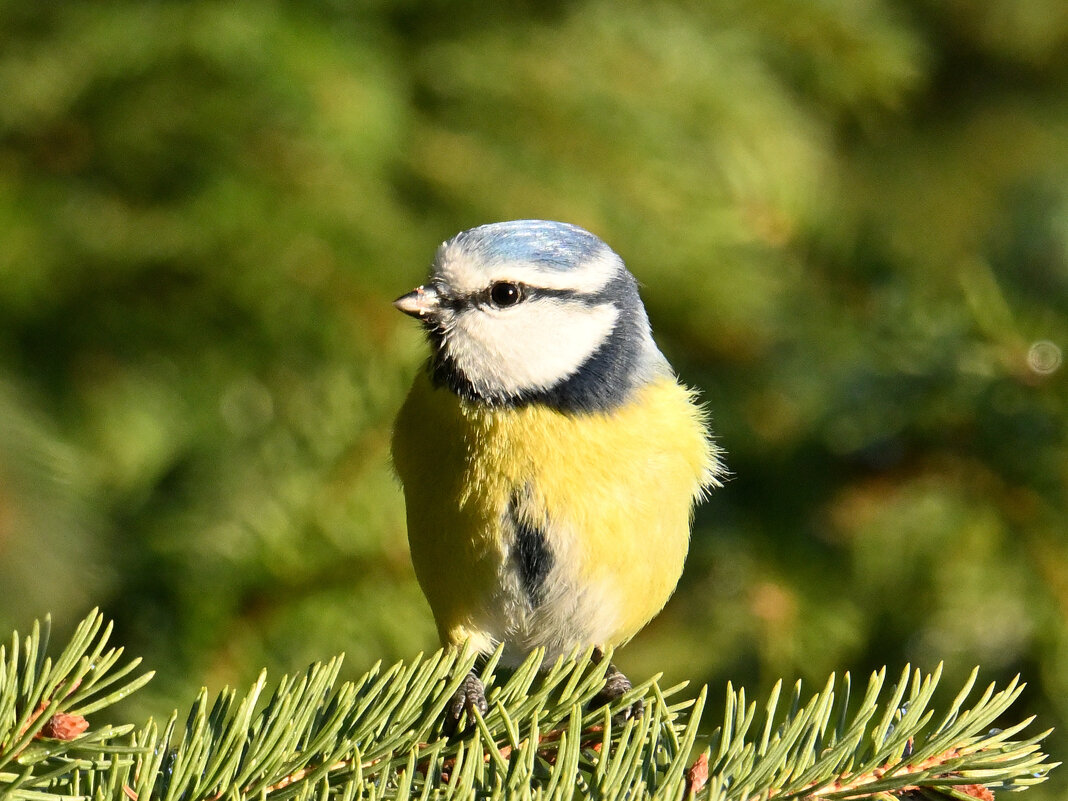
left=392, top=369, right=719, bottom=658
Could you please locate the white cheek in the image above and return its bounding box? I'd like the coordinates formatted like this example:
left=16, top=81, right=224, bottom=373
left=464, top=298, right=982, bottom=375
left=448, top=300, right=619, bottom=397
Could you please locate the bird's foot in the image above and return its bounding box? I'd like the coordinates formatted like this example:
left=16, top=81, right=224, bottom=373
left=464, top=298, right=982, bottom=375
left=590, top=658, right=644, bottom=722
left=444, top=670, right=488, bottom=735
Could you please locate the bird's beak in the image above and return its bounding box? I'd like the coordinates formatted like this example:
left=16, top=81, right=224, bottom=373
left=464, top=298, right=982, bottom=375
left=393, top=284, right=441, bottom=320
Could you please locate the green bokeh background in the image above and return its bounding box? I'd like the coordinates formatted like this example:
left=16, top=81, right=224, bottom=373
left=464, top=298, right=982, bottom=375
left=1, top=0, right=1066, bottom=794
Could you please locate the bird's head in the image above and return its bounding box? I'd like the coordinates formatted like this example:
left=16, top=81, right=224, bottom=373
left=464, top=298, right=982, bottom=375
left=395, top=220, right=670, bottom=412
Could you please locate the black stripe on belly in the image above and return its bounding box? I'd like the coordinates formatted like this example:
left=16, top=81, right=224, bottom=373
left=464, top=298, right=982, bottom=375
left=509, top=489, right=554, bottom=607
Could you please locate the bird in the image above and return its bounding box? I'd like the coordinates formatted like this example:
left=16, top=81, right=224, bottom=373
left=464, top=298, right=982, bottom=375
left=391, top=220, right=722, bottom=723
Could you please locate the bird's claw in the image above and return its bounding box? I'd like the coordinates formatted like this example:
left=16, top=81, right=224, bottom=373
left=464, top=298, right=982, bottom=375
left=445, top=670, right=487, bottom=734
left=592, top=662, right=644, bottom=723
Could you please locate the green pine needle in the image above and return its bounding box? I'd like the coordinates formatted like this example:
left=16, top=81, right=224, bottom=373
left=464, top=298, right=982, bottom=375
left=0, top=612, right=1057, bottom=800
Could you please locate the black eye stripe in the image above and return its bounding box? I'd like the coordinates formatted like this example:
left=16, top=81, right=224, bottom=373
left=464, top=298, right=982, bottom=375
left=434, top=281, right=615, bottom=313
left=467, top=285, right=607, bottom=308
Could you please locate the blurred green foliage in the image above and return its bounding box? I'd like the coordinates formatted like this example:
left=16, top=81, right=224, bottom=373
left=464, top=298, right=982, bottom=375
left=0, top=0, right=1065, bottom=794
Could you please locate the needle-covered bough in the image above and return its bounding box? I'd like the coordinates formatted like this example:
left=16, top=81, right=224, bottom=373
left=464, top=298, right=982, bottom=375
left=0, top=611, right=1057, bottom=800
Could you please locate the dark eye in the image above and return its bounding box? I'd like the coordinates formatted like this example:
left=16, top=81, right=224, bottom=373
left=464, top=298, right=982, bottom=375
left=489, top=281, right=523, bottom=307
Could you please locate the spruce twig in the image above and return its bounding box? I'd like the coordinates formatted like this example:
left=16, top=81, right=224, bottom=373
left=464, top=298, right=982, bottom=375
left=0, top=612, right=1057, bottom=800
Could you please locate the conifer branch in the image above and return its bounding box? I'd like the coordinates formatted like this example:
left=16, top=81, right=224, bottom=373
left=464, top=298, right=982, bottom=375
left=0, top=612, right=1056, bottom=800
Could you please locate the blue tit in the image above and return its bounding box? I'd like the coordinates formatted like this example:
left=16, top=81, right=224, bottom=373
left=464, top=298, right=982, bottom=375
left=391, top=220, right=722, bottom=721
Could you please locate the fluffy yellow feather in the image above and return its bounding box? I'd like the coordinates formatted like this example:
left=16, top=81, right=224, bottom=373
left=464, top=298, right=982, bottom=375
left=393, top=363, right=718, bottom=664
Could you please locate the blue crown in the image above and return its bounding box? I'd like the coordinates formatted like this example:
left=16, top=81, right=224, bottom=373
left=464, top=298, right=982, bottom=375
left=449, top=220, right=609, bottom=269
